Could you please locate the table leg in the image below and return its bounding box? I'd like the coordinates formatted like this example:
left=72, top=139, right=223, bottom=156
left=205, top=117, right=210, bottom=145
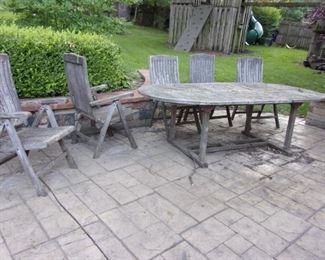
left=168, top=105, right=177, bottom=140
left=193, top=107, right=201, bottom=134
left=284, top=103, right=301, bottom=150
left=243, top=105, right=254, bottom=135
left=199, top=107, right=213, bottom=165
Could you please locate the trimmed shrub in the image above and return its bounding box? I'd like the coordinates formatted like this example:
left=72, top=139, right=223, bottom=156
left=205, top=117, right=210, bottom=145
left=0, top=25, right=128, bottom=98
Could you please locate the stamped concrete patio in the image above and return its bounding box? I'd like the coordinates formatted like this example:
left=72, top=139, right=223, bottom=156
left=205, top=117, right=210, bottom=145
left=1, top=112, right=325, bottom=260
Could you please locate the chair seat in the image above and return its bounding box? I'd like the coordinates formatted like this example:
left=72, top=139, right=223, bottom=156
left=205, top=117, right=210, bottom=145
left=0, top=126, right=75, bottom=152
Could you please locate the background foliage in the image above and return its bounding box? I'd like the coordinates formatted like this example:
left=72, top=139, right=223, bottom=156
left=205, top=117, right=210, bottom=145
left=2, top=0, right=127, bottom=34
left=281, top=7, right=308, bottom=22
left=0, top=24, right=128, bottom=98
left=253, top=7, right=282, bottom=39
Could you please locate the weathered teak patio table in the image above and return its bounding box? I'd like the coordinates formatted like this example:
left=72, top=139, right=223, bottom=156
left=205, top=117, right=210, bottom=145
left=139, top=83, right=325, bottom=167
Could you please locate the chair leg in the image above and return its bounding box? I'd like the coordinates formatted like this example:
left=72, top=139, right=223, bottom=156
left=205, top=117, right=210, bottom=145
left=225, top=106, right=233, bottom=127
left=183, top=108, right=190, bottom=122
left=209, top=107, right=215, bottom=119
left=177, top=108, right=184, bottom=124
left=257, top=104, right=265, bottom=118
left=4, top=119, right=47, bottom=196
left=273, top=104, right=280, bottom=129
left=58, top=139, right=77, bottom=169
left=149, top=101, right=158, bottom=127
left=0, top=123, right=4, bottom=136
left=94, top=102, right=117, bottom=159
left=193, top=107, right=201, bottom=134
left=117, top=102, right=138, bottom=149
left=107, top=127, right=114, bottom=137
left=231, top=105, right=238, bottom=120
left=161, top=102, right=169, bottom=134
left=72, top=113, right=82, bottom=144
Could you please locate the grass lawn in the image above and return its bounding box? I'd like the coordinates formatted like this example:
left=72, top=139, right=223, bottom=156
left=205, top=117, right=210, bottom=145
left=113, top=25, right=324, bottom=116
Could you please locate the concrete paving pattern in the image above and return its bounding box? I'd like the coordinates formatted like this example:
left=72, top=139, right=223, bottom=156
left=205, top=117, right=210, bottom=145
left=1, top=113, right=325, bottom=259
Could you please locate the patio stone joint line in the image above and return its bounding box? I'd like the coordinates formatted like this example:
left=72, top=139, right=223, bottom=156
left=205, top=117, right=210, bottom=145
left=39, top=178, right=110, bottom=260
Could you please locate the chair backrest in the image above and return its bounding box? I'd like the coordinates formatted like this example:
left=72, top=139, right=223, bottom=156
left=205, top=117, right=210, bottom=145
left=0, top=54, right=21, bottom=113
left=237, top=57, right=263, bottom=83
left=149, top=55, right=180, bottom=85
left=64, top=53, right=94, bottom=116
left=189, top=53, right=215, bottom=83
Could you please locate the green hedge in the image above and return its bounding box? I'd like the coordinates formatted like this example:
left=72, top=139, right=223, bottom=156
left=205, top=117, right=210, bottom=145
left=0, top=25, right=128, bottom=98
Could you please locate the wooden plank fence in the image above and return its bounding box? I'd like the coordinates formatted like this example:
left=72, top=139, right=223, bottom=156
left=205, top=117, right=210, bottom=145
left=275, top=21, right=313, bottom=49
left=169, top=0, right=252, bottom=53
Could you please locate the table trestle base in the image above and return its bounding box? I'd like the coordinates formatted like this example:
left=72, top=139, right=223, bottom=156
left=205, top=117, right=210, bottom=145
left=167, top=139, right=208, bottom=168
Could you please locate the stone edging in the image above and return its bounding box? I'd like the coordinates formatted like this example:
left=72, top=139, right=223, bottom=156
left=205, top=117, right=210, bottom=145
left=21, top=70, right=151, bottom=112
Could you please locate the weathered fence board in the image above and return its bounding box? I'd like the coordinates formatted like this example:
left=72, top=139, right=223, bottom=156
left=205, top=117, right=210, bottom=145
left=174, top=5, right=213, bottom=52
left=169, top=0, right=249, bottom=53
left=276, top=21, right=313, bottom=49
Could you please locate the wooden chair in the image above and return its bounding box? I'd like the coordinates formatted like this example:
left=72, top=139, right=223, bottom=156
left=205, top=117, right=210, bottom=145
left=178, top=53, right=233, bottom=128
left=0, top=53, right=77, bottom=196
left=64, top=53, right=137, bottom=159
left=231, top=57, right=280, bottom=128
left=148, top=55, right=180, bottom=127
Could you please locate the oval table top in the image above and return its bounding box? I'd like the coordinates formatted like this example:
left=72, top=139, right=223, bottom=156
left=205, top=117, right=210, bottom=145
left=138, top=82, right=325, bottom=106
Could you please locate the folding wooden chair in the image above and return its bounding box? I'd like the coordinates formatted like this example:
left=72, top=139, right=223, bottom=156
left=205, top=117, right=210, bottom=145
left=178, top=53, right=233, bottom=128
left=64, top=53, right=137, bottom=159
left=148, top=55, right=180, bottom=128
left=231, top=57, right=280, bottom=128
left=0, top=53, right=77, bottom=196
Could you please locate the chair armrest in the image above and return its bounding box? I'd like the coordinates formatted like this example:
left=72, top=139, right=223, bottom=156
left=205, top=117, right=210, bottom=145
left=0, top=112, right=31, bottom=120
left=91, top=84, right=108, bottom=93
left=90, top=92, right=134, bottom=107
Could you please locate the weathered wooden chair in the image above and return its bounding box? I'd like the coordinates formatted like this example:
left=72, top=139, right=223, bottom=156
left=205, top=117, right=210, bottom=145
left=178, top=53, right=233, bottom=128
left=231, top=57, right=280, bottom=128
left=148, top=55, right=180, bottom=127
left=0, top=53, right=77, bottom=196
left=64, top=53, right=137, bottom=159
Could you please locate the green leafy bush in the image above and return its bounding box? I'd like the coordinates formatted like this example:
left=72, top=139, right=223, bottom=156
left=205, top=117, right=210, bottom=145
left=253, top=7, right=282, bottom=38
left=3, top=0, right=127, bottom=34
left=281, top=7, right=308, bottom=22
left=0, top=24, right=128, bottom=98
left=0, top=10, right=18, bottom=24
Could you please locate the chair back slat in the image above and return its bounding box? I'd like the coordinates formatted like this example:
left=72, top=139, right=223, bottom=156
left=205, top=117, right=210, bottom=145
left=189, top=53, right=215, bottom=83
left=237, top=57, right=263, bottom=83
left=64, top=53, right=93, bottom=116
left=149, top=55, right=180, bottom=85
left=0, top=54, right=21, bottom=113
